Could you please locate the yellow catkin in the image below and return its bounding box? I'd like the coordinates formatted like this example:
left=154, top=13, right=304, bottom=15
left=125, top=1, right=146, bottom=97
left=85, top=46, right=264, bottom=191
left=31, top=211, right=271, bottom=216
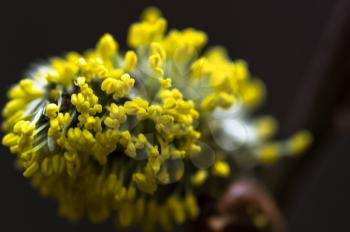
left=1, top=7, right=312, bottom=232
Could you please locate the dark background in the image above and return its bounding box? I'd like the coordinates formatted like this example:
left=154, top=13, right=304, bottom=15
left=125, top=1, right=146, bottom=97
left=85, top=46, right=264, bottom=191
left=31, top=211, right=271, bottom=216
left=1, top=0, right=349, bottom=231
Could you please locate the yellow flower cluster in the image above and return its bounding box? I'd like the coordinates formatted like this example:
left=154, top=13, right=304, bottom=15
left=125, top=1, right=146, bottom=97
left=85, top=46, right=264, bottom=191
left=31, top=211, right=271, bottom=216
left=2, top=7, right=312, bottom=231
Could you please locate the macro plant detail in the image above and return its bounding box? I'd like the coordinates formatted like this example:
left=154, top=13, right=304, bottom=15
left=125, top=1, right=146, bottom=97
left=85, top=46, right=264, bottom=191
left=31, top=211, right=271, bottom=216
left=1, top=7, right=312, bottom=231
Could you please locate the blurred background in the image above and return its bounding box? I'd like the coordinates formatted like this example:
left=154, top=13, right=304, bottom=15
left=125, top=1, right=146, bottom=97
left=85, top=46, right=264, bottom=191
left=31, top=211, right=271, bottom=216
left=1, top=0, right=349, bottom=231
